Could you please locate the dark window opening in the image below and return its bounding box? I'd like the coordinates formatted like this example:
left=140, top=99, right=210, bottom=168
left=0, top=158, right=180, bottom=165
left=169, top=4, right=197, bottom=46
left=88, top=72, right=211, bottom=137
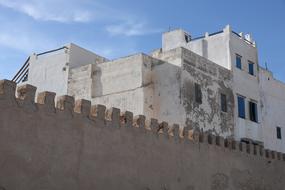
left=185, top=34, right=191, bottom=43
left=277, top=127, right=282, bottom=139
left=238, top=96, right=245, bottom=119
left=249, top=101, right=258, bottom=122
left=195, top=83, right=202, bottom=104
left=221, top=93, right=227, bottom=112
left=236, top=54, right=242, bottom=69
left=248, top=61, right=254, bottom=75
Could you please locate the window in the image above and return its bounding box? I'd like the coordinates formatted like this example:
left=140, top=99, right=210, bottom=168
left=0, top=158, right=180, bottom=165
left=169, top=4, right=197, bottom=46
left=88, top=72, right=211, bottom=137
left=249, top=101, right=258, bottom=122
left=277, top=127, right=282, bottom=139
left=195, top=83, right=202, bottom=104
left=248, top=61, right=254, bottom=75
left=236, top=54, right=242, bottom=69
left=238, top=96, right=245, bottom=118
left=185, top=34, right=190, bottom=43
left=221, top=93, right=227, bottom=112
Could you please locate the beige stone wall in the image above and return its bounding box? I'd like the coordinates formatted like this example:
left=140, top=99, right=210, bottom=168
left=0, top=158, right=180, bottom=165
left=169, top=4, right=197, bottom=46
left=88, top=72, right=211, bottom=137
left=0, top=79, right=285, bottom=190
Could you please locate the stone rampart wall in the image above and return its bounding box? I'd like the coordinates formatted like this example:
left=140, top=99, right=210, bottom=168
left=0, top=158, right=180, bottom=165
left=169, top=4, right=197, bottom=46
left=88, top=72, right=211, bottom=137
left=0, top=80, right=284, bottom=190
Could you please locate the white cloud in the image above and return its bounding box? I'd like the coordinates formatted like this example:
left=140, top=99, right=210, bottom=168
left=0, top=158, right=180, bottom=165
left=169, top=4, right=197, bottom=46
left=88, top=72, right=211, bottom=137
left=106, top=21, right=162, bottom=36
left=0, top=0, right=93, bottom=23
left=0, top=0, right=161, bottom=36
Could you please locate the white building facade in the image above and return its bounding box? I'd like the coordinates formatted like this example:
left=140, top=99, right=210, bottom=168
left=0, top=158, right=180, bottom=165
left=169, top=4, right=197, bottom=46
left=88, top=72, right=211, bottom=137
left=13, top=25, right=285, bottom=153
left=162, top=25, right=285, bottom=152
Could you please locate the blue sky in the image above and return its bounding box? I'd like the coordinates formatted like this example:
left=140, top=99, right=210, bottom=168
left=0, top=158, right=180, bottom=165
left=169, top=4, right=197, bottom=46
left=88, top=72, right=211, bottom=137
left=0, top=0, right=284, bottom=81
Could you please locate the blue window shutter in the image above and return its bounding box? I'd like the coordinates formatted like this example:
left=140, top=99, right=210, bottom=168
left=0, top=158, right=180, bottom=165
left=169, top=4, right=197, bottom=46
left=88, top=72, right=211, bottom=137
left=238, top=96, right=245, bottom=118
left=248, top=62, right=254, bottom=75
left=236, top=55, right=242, bottom=69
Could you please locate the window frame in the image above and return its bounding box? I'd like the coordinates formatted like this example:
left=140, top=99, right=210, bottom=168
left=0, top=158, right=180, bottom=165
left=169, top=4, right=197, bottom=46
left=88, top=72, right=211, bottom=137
left=249, top=100, right=258, bottom=123
left=237, top=95, right=245, bottom=119
left=194, top=83, right=202, bottom=104
left=248, top=61, right=255, bottom=76
left=236, top=54, right=242, bottom=69
left=277, top=127, right=282, bottom=139
left=221, top=93, right=227, bottom=112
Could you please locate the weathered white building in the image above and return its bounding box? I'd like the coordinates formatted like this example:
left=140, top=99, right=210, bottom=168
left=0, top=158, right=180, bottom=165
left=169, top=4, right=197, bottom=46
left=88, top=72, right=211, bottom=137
left=13, top=25, right=285, bottom=153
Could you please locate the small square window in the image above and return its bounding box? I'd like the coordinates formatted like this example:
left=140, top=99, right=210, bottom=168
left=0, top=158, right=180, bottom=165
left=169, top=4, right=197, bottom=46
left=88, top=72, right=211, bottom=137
left=237, top=96, right=245, bottom=119
left=236, top=54, right=242, bottom=69
left=248, top=61, right=254, bottom=75
left=249, top=101, right=258, bottom=122
left=221, top=93, right=227, bottom=112
left=195, top=83, right=202, bottom=104
left=277, top=127, right=282, bottom=139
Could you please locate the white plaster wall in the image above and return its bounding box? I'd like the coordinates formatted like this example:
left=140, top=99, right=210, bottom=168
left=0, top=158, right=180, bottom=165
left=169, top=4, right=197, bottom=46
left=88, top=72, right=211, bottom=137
left=91, top=54, right=155, bottom=118
left=163, top=27, right=231, bottom=70
left=151, top=48, right=185, bottom=125
left=203, top=33, right=231, bottom=70
left=186, top=39, right=204, bottom=57
left=91, top=54, right=144, bottom=97
left=152, top=60, right=184, bottom=125
left=151, top=48, right=234, bottom=136
left=62, top=52, right=157, bottom=119
left=260, top=68, right=285, bottom=152
left=23, top=43, right=108, bottom=98
left=162, top=29, right=188, bottom=53
left=152, top=48, right=183, bottom=67
left=230, top=33, right=259, bottom=78
left=91, top=87, right=146, bottom=117
left=67, top=65, right=93, bottom=100
left=229, top=33, right=262, bottom=142
left=27, top=51, right=69, bottom=97
left=187, top=32, right=231, bottom=70
left=68, top=43, right=108, bottom=68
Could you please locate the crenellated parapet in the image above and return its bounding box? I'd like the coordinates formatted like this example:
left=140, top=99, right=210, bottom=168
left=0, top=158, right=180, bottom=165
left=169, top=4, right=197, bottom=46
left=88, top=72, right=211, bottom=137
left=0, top=79, right=284, bottom=163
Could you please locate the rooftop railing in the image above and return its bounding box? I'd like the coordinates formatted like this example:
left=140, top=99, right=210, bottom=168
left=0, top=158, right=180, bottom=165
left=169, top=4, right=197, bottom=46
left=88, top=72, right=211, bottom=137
left=12, top=57, right=30, bottom=84
left=191, top=30, right=255, bottom=46
left=12, top=46, right=68, bottom=84
left=191, top=30, right=223, bottom=41
left=37, top=46, right=68, bottom=57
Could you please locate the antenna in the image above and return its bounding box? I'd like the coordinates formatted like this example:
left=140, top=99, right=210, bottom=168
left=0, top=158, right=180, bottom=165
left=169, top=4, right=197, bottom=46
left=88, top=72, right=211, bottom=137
left=168, top=26, right=171, bottom=32
left=265, top=62, right=268, bottom=70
